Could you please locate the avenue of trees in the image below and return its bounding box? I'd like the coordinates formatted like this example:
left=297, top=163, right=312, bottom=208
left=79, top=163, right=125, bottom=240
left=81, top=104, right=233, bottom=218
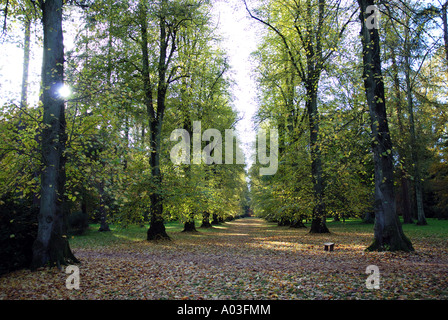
left=247, top=0, right=448, bottom=250
left=0, top=0, right=447, bottom=274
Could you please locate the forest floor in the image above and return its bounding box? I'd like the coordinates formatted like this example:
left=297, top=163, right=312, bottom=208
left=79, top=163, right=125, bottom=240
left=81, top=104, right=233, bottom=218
left=1, top=217, right=448, bottom=300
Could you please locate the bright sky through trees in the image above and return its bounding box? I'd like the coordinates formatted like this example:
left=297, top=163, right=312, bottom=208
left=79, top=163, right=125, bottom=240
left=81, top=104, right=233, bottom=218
left=0, top=0, right=262, bottom=169
left=211, top=0, right=263, bottom=168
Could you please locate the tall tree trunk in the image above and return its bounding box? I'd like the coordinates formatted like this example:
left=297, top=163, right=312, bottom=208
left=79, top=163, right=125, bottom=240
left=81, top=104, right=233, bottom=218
left=32, top=0, right=79, bottom=269
left=123, top=113, right=129, bottom=170
left=307, top=84, right=328, bottom=233
left=17, top=17, right=36, bottom=204
left=181, top=120, right=197, bottom=232
left=390, top=47, right=413, bottom=224
left=357, top=0, right=413, bottom=251
left=400, top=176, right=413, bottom=223
left=146, top=114, right=168, bottom=239
left=442, top=1, right=448, bottom=69
left=21, top=17, right=31, bottom=109
left=307, top=0, right=328, bottom=234
left=404, top=18, right=427, bottom=226
left=97, top=10, right=114, bottom=233
left=141, top=0, right=169, bottom=240
left=139, top=0, right=152, bottom=156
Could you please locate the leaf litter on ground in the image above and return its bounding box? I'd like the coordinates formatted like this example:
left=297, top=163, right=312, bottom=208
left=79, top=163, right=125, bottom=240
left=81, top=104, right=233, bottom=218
left=1, top=217, right=448, bottom=300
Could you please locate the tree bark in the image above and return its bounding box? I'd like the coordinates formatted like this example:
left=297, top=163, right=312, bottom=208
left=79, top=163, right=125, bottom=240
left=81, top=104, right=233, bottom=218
left=21, top=17, right=31, bottom=109
left=442, top=1, right=448, bottom=69
left=357, top=0, right=413, bottom=252
left=400, top=176, right=414, bottom=224
left=308, top=87, right=328, bottom=234
left=31, top=0, right=79, bottom=269
left=97, top=180, right=110, bottom=232
left=404, top=18, right=427, bottom=226
left=182, top=219, right=197, bottom=232
left=211, top=213, right=220, bottom=225
left=307, top=0, right=329, bottom=234
left=200, top=211, right=212, bottom=228
left=140, top=0, right=169, bottom=240
left=390, top=47, right=413, bottom=224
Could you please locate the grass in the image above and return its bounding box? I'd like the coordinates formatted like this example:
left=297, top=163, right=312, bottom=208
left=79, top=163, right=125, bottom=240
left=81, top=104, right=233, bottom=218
left=68, top=218, right=230, bottom=248
left=68, top=220, right=184, bottom=248
left=323, top=217, right=448, bottom=240
left=69, top=217, right=448, bottom=250
left=400, top=218, right=448, bottom=240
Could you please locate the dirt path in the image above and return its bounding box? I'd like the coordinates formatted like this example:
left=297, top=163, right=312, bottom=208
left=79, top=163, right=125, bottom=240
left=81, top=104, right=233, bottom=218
left=1, top=217, right=448, bottom=299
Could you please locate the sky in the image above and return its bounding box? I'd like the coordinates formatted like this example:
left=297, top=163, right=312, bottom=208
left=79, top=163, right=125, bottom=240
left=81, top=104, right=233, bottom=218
left=0, top=19, right=42, bottom=106
left=210, top=0, right=262, bottom=168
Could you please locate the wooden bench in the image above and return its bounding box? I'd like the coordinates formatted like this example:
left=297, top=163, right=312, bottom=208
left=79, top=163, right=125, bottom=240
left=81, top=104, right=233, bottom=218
left=324, top=242, right=335, bottom=252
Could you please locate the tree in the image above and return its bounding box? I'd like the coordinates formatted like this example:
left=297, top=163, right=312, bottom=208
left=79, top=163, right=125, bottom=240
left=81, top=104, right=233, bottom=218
left=357, top=0, right=413, bottom=251
left=20, top=14, right=31, bottom=109
left=140, top=0, right=208, bottom=240
left=31, top=0, right=79, bottom=269
left=437, top=0, right=448, bottom=68
left=382, top=0, right=442, bottom=225
left=403, top=8, right=427, bottom=226
left=246, top=0, right=356, bottom=233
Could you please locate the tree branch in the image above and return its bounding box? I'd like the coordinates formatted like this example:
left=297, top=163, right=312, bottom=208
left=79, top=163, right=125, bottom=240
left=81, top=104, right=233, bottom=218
left=244, top=0, right=305, bottom=80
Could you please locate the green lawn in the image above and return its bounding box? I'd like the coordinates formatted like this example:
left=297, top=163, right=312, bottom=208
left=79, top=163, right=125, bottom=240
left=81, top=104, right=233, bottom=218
left=69, top=217, right=448, bottom=249
left=323, top=217, right=448, bottom=240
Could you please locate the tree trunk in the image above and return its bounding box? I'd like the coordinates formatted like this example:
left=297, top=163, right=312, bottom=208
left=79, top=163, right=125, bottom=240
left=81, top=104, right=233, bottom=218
left=404, top=20, right=427, bottom=226
left=363, top=210, right=375, bottom=224
left=143, top=0, right=170, bottom=240
left=146, top=104, right=169, bottom=240
left=147, top=204, right=169, bottom=240
left=21, top=17, right=31, bottom=109
left=400, top=175, right=414, bottom=224
left=305, top=0, right=328, bottom=234
left=31, top=0, right=79, bottom=269
left=357, top=0, right=413, bottom=252
left=442, top=1, right=448, bottom=69
left=182, top=218, right=197, bottom=232
left=200, top=211, right=212, bottom=228
left=81, top=193, right=87, bottom=215
left=123, top=113, right=129, bottom=170
left=307, top=85, right=329, bottom=233
left=97, top=180, right=110, bottom=232
left=211, top=213, right=220, bottom=225
left=390, top=47, right=413, bottom=224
